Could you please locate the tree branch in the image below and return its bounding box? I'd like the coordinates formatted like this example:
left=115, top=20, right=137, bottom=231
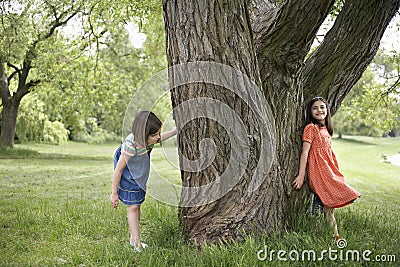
left=14, top=79, right=41, bottom=101
left=302, top=0, right=400, bottom=114
left=87, top=3, right=109, bottom=72
left=382, top=75, right=400, bottom=96
left=6, top=63, right=21, bottom=83
left=7, top=71, right=18, bottom=84
left=41, top=3, right=80, bottom=41
left=14, top=2, right=82, bottom=101
left=7, top=63, right=20, bottom=72
left=24, top=2, right=81, bottom=64
left=45, top=0, right=59, bottom=21
left=0, top=62, right=11, bottom=103
left=253, top=0, right=334, bottom=72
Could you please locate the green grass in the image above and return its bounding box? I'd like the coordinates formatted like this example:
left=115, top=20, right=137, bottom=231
left=333, top=136, right=400, bottom=211
left=0, top=137, right=399, bottom=266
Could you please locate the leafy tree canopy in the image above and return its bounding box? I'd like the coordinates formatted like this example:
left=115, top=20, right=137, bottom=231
left=1, top=0, right=166, bottom=144
left=334, top=49, right=400, bottom=137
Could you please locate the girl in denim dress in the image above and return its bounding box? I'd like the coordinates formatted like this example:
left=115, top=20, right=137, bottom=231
left=110, top=111, right=177, bottom=252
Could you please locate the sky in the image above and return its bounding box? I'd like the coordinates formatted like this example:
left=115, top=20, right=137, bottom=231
left=125, top=22, right=146, bottom=48
left=380, top=14, right=400, bottom=52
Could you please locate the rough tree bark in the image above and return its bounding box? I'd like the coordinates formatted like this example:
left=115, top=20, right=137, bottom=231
left=0, top=59, right=38, bottom=147
left=0, top=63, right=19, bottom=147
left=163, top=0, right=398, bottom=244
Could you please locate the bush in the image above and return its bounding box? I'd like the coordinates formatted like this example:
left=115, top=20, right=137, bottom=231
left=43, top=120, right=69, bottom=144
left=16, top=95, right=69, bottom=144
left=69, top=118, right=119, bottom=144
left=72, top=128, right=119, bottom=144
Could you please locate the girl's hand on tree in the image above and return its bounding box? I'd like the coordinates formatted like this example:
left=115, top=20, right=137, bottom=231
left=292, top=176, right=304, bottom=190
left=110, top=194, right=119, bottom=209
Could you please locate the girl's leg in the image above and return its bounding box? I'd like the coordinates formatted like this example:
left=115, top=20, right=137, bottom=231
left=323, top=207, right=339, bottom=238
left=127, top=205, right=141, bottom=248
left=312, top=193, right=324, bottom=215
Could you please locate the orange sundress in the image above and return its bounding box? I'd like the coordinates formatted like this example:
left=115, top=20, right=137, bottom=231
left=303, top=123, right=360, bottom=208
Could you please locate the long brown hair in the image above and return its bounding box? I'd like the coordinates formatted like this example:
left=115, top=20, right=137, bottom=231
left=305, top=96, right=334, bottom=136
left=131, top=111, right=162, bottom=146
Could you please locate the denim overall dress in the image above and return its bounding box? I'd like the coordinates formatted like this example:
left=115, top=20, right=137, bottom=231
left=113, top=135, right=152, bottom=205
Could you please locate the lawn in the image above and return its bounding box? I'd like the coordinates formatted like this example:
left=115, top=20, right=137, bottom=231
left=0, top=136, right=399, bottom=266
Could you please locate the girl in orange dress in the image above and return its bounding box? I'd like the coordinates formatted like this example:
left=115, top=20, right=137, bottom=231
left=292, top=96, right=360, bottom=239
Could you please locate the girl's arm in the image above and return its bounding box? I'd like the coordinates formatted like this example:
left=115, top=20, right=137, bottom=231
left=160, top=128, right=177, bottom=142
left=110, top=155, right=128, bottom=208
left=292, top=141, right=311, bottom=190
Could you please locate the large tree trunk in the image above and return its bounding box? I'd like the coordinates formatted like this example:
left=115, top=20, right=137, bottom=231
left=0, top=62, right=18, bottom=148
left=163, top=0, right=277, bottom=243
left=252, top=0, right=337, bottom=226
left=162, top=0, right=399, bottom=244
left=0, top=62, right=29, bottom=148
left=0, top=100, right=19, bottom=148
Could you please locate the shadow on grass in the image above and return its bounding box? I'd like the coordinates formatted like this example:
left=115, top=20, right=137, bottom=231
left=0, top=146, right=40, bottom=158
left=0, top=147, right=109, bottom=161
left=333, top=137, right=378, bottom=146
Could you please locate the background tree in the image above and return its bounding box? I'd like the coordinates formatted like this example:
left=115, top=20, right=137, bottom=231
left=163, top=0, right=400, bottom=244
left=0, top=0, right=161, bottom=147
left=334, top=50, right=400, bottom=137
left=0, top=0, right=82, bottom=147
